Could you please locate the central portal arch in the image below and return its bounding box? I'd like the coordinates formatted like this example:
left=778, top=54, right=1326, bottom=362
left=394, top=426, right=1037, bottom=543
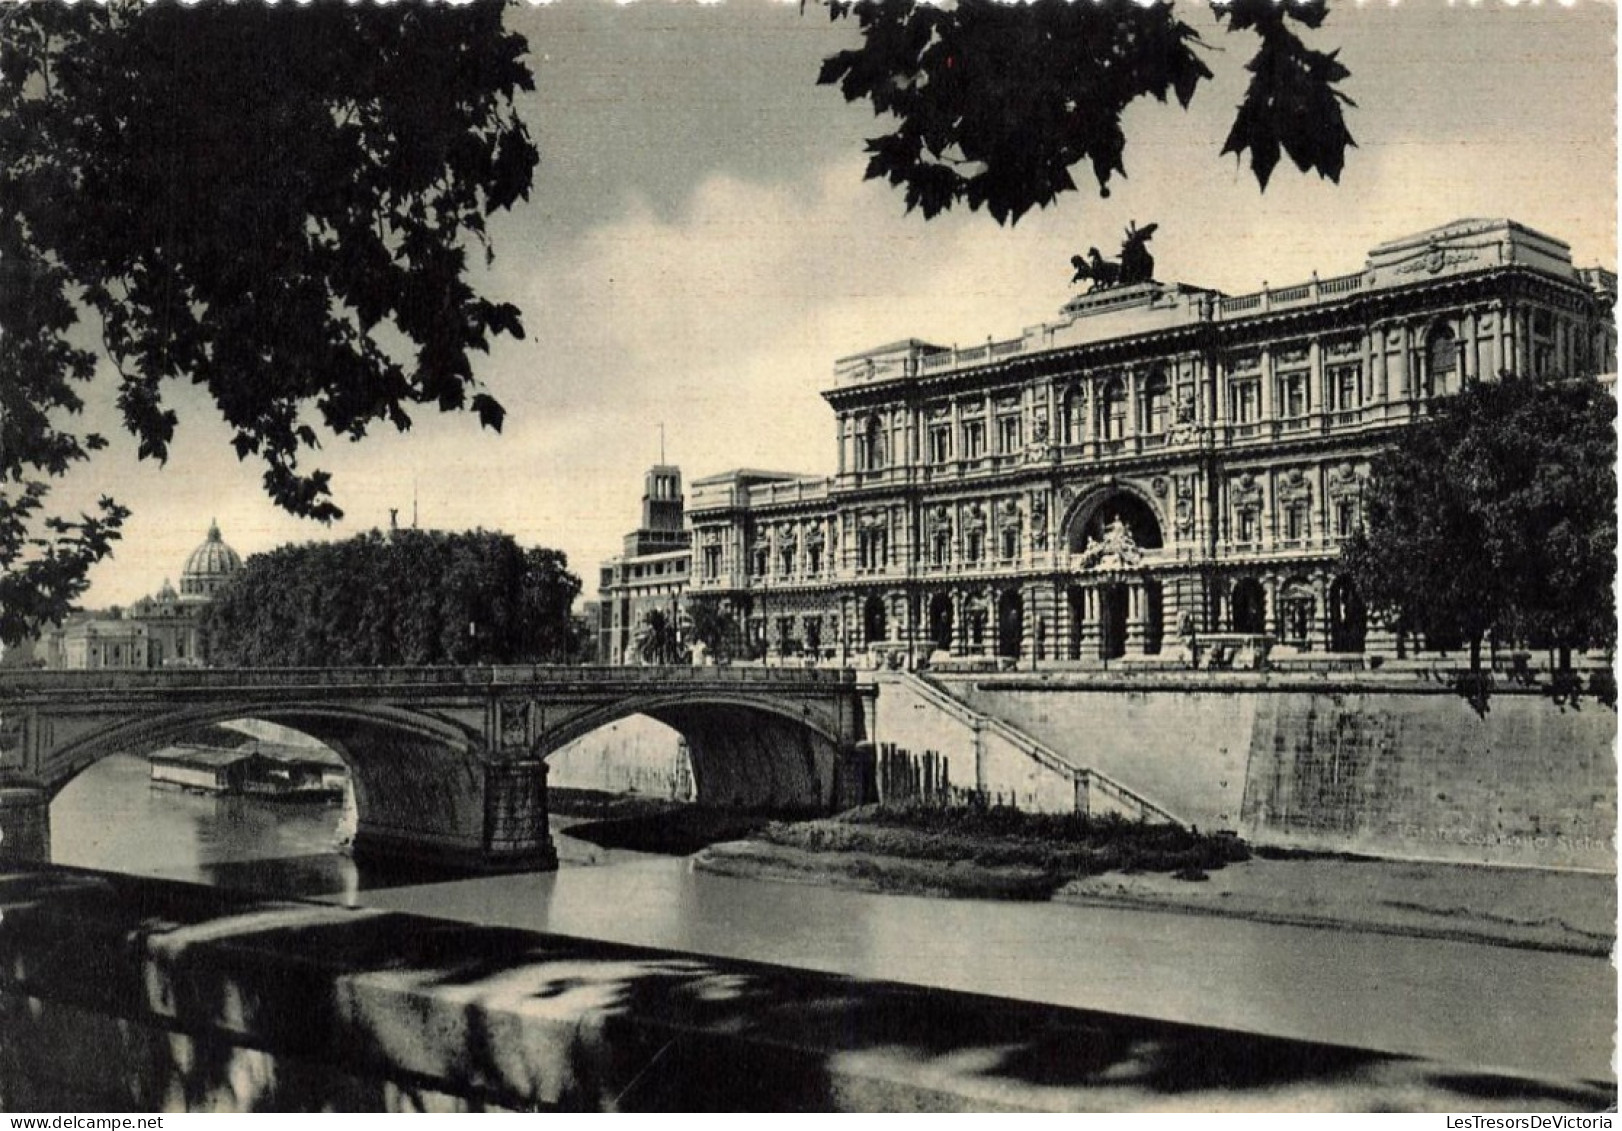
left=1062, top=486, right=1166, bottom=659
left=1064, top=487, right=1165, bottom=555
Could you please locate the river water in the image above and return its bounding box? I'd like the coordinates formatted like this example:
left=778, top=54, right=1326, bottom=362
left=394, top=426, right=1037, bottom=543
left=51, top=754, right=1615, bottom=1083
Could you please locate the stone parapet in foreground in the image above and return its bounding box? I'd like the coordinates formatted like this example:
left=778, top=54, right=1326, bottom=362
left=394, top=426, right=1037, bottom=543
left=0, top=866, right=1611, bottom=1112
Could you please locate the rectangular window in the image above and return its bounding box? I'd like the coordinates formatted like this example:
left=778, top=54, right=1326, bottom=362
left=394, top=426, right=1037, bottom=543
left=997, top=415, right=1021, bottom=454
left=965, top=531, right=984, bottom=563
left=1280, top=372, right=1308, bottom=418
left=1000, top=527, right=1019, bottom=560
left=1237, top=510, right=1256, bottom=545
left=1331, top=364, right=1361, bottom=410
left=1231, top=379, right=1261, bottom=424
left=703, top=545, right=721, bottom=580
left=1336, top=500, right=1357, bottom=538
left=962, top=420, right=986, bottom=460
left=1284, top=504, right=1307, bottom=542
left=929, top=426, right=953, bottom=464
left=806, top=544, right=822, bottom=575
left=858, top=529, right=887, bottom=571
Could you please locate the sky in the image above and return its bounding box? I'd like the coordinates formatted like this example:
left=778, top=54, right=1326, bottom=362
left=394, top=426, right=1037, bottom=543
left=54, top=0, right=1619, bottom=609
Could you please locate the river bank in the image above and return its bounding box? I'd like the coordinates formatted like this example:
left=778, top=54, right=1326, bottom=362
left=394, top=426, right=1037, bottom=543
left=550, top=791, right=1614, bottom=956
left=697, top=838, right=1615, bottom=956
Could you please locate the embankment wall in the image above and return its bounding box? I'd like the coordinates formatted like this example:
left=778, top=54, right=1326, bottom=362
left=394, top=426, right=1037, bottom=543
left=547, top=715, right=693, bottom=800
left=879, top=676, right=1614, bottom=871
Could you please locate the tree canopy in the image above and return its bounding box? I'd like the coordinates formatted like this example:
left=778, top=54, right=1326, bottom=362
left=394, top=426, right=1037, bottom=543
left=635, top=609, right=688, bottom=667
left=201, top=530, right=581, bottom=667
left=683, top=595, right=742, bottom=662
left=1341, top=376, right=1617, bottom=680
left=818, top=0, right=1355, bottom=225
left=1, top=1, right=537, bottom=644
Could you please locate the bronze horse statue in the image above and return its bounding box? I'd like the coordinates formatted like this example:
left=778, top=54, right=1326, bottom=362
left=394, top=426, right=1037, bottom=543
left=1071, top=221, right=1158, bottom=290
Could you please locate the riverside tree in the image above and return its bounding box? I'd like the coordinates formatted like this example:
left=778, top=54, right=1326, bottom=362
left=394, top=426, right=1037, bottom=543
left=682, top=595, right=742, bottom=662
left=1341, top=375, right=1617, bottom=683
left=0, top=1, right=537, bottom=644
left=200, top=530, right=581, bottom=667
left=816, top=0, right=1355, bottom=224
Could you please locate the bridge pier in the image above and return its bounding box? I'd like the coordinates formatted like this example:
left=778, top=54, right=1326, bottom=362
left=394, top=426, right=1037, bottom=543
left=348, top=758, right=558, bottom=873
left=481, top=759, right=559, bottom=872
left=0, top=787, right=50, bottom=864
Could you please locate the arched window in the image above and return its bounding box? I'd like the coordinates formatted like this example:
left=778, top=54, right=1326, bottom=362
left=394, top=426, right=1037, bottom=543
left=858, top=416, right=886, bottom=471
left=1098, top=378, right=1127, bottom=440
left=1425, top=324, right=1457, bottom=397
left=1141, top=371, right=1169, bottom=435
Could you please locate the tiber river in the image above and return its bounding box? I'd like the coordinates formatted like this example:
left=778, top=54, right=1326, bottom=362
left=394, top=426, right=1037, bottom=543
left=50, top=752, right=1614, bottom=1084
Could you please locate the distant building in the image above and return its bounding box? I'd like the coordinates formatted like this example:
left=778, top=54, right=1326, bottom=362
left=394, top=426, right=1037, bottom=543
left=604, top=218, right=1616, bottom=666
left=597, top=466, right=692, bottom=664
left=44, top=521, right=244, bottom=669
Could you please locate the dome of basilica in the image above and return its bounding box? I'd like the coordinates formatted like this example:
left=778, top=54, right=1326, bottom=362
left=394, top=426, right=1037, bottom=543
left=180, top=521, right=243, bottom=600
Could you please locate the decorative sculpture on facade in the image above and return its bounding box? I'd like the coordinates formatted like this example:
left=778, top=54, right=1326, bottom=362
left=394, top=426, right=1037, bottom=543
left=1070, top=221, right=1158, bottom=291
left=1075, top=516, right=1143, bottom=571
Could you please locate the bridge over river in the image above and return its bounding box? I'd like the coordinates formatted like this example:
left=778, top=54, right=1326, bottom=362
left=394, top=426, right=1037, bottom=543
left=0, top=666, right=872, bottom=869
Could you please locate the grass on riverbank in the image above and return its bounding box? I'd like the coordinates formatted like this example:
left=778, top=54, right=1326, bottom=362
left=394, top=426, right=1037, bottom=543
left=758, top=804, right=1250, bottom=878
left=698, top=803, right=1251, bottom=901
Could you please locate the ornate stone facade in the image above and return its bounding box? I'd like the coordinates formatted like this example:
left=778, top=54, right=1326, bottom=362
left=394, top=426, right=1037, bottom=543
left=617, top=219, right=1616, bottom=665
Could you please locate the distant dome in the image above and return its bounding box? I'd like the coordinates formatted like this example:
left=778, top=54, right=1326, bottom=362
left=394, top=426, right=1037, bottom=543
left=180, top=521, right=243, bottom=600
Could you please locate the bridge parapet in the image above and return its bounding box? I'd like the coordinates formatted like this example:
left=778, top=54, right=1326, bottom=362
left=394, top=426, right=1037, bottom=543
left=0, top=664, right=858, bottom=696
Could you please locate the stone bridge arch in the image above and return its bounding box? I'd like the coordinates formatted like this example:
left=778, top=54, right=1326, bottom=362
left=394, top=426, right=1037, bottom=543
left=535, top=692, right=855, bottom=812
left=1, top=667, right=872, bottom=871
left=26, top=699, right=502, bottom=872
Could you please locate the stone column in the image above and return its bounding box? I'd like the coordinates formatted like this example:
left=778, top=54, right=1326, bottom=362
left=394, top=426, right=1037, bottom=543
left=0, top=786, right=50, bottom=863
left=1124, top=583, right=1147, bottom=655
left=1309, top=339, right=1325, bottom=422
left=1463, top=309, right=1479, bottom=385
left=1390, top=325, right=1410, bottom=401
left=951, top=591, right=967, bottom=657
left=1076, top=586, right=1098, bottom=660
left=1489, top=303, right=1506, bottom=376
left=1368, top=327, right=1386, bottom=408
left=1054, top=583, right=1074, bottom=661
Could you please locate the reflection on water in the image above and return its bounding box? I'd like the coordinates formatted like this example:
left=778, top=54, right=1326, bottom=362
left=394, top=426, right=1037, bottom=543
left=49, top=753, right=1616, bottom=1084
left=52, top=754, right=351, bottom=882
left=50, top=754, right=655, bottom=900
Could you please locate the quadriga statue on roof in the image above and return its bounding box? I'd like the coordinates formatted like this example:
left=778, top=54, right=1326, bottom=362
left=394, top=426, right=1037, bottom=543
left=1070, top=221, right=1159, bottom=291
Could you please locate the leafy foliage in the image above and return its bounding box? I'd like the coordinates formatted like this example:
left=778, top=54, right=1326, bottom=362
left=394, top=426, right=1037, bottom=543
left=817, top=0, right=1354, bottom=225
left=636, top=609, right=689, bottom=666
left=200, top=530, right=581, bottom=667
left=0, top=1, right=537, bottom=643
left=1342, top=376, right=1617, bottom=676
left=683, top=595, right=742, bottom=662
